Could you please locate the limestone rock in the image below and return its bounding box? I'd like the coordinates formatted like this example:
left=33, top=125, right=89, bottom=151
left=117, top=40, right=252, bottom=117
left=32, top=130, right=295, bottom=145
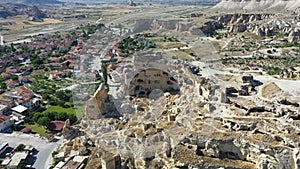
left=256, top=154, right=280, bottom=169
left=213, top=0, right=300, bottom=11
left=101, top=153, right=122, bottom=169
left=85, top=84, right=120, bottom=119
left=62, top=119, right=81, bottom=140
left=176, top=22, right=193, bottom=32
left=288, top=29, right=300, bottom=42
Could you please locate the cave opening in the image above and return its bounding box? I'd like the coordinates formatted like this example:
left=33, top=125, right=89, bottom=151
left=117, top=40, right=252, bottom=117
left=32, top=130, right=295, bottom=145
left=129, top=68, right=180, bottom=98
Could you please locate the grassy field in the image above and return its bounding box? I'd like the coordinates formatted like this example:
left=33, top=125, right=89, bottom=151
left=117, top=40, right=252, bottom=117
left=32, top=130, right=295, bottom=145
left=24, top=123, right=47, bottom=137
left=43, top=105, right=76, bottom=114
left=156, top=42, right=186, bottom=49
left=43, top=102, right=86, bottom=119
left=73, top=101, right=86, bottom=119
left=167, top=50, right=194, bottom=61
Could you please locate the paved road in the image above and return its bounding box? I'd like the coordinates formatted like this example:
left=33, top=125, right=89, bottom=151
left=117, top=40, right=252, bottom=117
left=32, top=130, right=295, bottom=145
left=0, top=132, right=62, bottom=169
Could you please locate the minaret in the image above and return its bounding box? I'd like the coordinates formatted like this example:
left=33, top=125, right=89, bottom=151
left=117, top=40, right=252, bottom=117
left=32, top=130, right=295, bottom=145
left=0, top=35, right=3, bottom=46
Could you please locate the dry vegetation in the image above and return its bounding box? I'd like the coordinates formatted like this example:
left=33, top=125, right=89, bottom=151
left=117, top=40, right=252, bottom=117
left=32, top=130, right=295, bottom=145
left=29, top=18, right=61, bottom=25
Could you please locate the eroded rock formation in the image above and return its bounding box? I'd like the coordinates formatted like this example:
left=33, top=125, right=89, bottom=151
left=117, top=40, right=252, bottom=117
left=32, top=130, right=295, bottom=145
left=213, top=0, right=300, bottom=11
left=289, top=29, right=300, bottom=42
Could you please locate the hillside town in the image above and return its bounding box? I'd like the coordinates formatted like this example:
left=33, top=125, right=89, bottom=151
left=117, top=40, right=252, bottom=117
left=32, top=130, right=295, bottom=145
left=0, top=22, right=106, bottom=168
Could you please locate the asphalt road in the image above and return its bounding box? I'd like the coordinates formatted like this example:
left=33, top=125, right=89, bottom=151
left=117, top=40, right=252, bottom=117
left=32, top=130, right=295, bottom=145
left=0, top=132, right=62, bottom=169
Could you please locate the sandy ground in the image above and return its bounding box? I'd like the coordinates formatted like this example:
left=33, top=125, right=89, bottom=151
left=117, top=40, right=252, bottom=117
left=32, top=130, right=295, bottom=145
left=28, top=18, right=61, bottom=25
left=261, top=82, right=283, bottom=99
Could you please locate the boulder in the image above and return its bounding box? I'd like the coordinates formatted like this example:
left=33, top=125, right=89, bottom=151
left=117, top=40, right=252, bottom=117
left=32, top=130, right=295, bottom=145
left=288, top=29, right=300, bottom=42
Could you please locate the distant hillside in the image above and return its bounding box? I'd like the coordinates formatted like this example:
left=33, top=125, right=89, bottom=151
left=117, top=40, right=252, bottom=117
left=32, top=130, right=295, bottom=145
left=213, top=0, right=300, bottom=11
left=61, top=0, right=220, bottom=6
left=0, top=5, right=46, bottom=20
left=0, top=0, right=63, bottom=4
left=25, top=0, right=63, bottom=3
left=146, top=0, right=221, bottom=6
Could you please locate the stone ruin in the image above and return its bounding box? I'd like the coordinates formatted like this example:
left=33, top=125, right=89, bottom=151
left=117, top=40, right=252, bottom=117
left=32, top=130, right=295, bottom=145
left=79, top=50, right=231, bottom=168
left=79, top=51, right=300, bottom=169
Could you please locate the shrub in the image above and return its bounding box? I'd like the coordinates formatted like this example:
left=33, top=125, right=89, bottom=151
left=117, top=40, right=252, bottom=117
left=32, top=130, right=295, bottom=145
left=16, top=144, right=25, bottom=152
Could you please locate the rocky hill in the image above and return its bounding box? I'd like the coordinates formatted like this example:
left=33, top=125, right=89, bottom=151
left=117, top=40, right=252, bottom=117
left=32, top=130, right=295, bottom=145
left=0, top=5, right=46, bottom=20
left=213, top=0, right=300, bottom=11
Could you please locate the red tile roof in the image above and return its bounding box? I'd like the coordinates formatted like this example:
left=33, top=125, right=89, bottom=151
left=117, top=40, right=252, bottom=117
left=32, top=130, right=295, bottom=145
left=15, top=86, right=34, bottom=101
left=48, top=121, right=66, bottom=132
left=6, top=80, right=20, bottom=88
left=0, top=115, right=11, bottom=124
left=48, top=57, right=61, bottom=62
left=21, top=127, right=32, bottom=133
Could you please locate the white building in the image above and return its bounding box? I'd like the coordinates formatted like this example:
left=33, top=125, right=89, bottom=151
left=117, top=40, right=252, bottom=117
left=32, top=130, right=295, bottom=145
left=11, top=105, right=28, bottom=115
left=0, top=35, right=3, bottom=46
left=8, top=151, right=28, bottom=168
left=53, top=161, right=65, bottom=169
left=0, top=115, right=13, bottom=132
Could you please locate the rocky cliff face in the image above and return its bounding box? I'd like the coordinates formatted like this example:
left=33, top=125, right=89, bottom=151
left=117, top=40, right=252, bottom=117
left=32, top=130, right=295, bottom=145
left=217, top=14, right=275, bottom=24
left=84, top=84, right=120, bottom=120
left=198, top=21, right=224, bottom=35
left=32, top=6, right=44, bottom=18
left=213, top=0, right=300, bottom=11
left=289, top=29, right=300, bottom=42
left=133, top=19, right=223, bottom=36
left=133, top=11, right=297, bottom=37
left=216, top=13, right=295, bottom=36
left=29, top=5, right=46, bottom=21
left=172, top=13, right=295, bottom=37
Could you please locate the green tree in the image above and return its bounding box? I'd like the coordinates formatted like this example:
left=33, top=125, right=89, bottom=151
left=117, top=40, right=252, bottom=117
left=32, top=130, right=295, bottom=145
left=33, top=112, right=43, bottom=122
left=55, top=112, right=68, bottom=121
left=10, top=43, right=16, bottom=52
left=32, top=58, right=43, bottom=65
left=11, top=75, right=18, bottom=81
left=52, top=151, right=58, bottom=157
left=58, top=100, right=65, bottom=107
left=68, top=113, right=78, bottom=124
left=15, top=144, right=25, bottom=151
left=48, top=97, right=59, bottom=106
left=45, top=111, right=56, bottom=121
left=0, top=82, right=6, bottom=89
left=56, top=90, right=72, bottom=102
left=0, top=75, right=4, bottom=81
left=101, top=61, right=109, bottom=91
left=37, top=117, right=51, bottom=127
